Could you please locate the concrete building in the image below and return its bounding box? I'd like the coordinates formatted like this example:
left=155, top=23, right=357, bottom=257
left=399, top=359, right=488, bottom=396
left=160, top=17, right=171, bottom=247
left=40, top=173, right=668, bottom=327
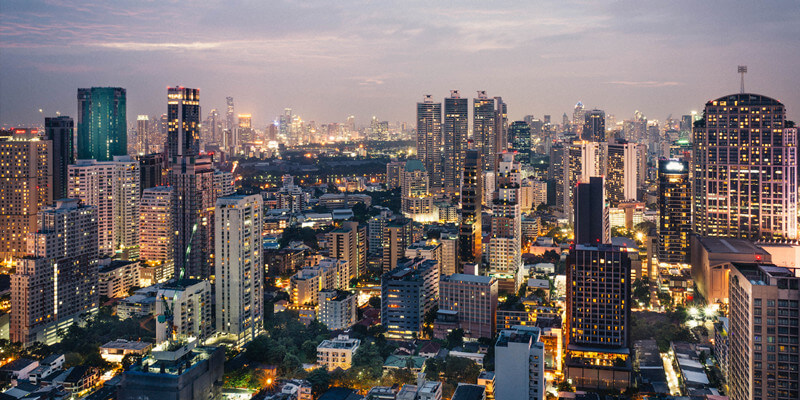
left=437, top=274, right=498, bottom=339
left=460, top=149, right=483, bottom=265
left=605, top=140, right=643, bottom=206
left=45, top=116, right=74, bottom=200
left=494, top=326, right=545, bottom=400
left=565, top=244, right=632, bottom=390
left=316, top=335, right=361, bottom=371
left=289, top=258, right=350, bottom=305
left=574, top=176, right=609, bottom=245
left=728, top=263, right=799, bottom=400
left=417, top=95, right=443, bottom=193
left=386, top=161, right=406, bottom=190
left=381, top=258, right=439, bottom=339
left=215, top=194, right=264, bottom=347
left=444, top=90, right=468, bottom=197
left=98, top=260, right=140, bottom=298
left=68, top=156, right=140, bottom=258
left=155, top=279, right=213, bottom=343
left=119, top=338, right=224, bottom=400
left=100, top=340, right=153, bottom=363
left=318, top=290, right=358, bottom=331
left=0, top=137, right=52, bottom=259
left=11, top=199, right=98, bottom=345
left=328, top=221, right=367, bottom=279
left=657, top=159, right=691, bottom=264
left=690, top=236, right=771, bottom=305
left=139, top=186, right=175, bottom=284
left=382, top=217, right=415, bottom=272
left=693, top=93, right=797, bottom=240
left=401, top=160, right=436, bottom=222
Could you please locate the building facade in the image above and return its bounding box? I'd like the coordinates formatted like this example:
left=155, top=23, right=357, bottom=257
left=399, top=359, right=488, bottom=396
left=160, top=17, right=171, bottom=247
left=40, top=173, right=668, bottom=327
left=77, top=87, right=127, bottom=161
left=494, top=326, right=545, bottom=400
left=381, top=258, right=439, bottom=339
left=658, top=159, right=691, bottom=263
left=438, top=274, right=498, bottom=339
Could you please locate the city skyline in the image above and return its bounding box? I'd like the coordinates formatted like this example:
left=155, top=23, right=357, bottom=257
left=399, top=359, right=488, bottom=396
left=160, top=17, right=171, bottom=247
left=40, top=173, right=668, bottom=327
left=3, top=1, right=800, bottom=127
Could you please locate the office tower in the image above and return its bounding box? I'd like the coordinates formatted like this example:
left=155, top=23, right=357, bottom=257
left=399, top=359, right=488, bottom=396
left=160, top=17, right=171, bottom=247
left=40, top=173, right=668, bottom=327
left=45, top=116, right=74, bottom=200
left=381, top=257, right=439, bottom=339
left=317, top=290, right=358, bottom=331
left=583, top=109, right=605, bottom=142
left=214, top=169, right=235, bottom=198
left=401, top=160, right=435, bottom=222
left=138, top=153, right=164, bottom=192
left=459, top=150, right=482, bottom=265
left=204, top=109, right=221, bottom=145
left=605, top=141, right=642, bottom=206
left=565, top=244, right=632, bottom=390
left=417, top=95, right=443, bottom=193
left=140, top=186, right=174, bottom=283
left=215, top=194, right=263, bottom=347
left=549, top=143, right=567, bottom=212
left=226, top=97, right=235, bottom=132
left=155, top=280, right=213, bottom=343
left=495, top=326, right=545, bottom=400
left=444, top=90, right=468, bottom=196
left=166, top=87, right=200, bottom=160
left=11, top=199, right=98, bottom=345
left=385, top=160, right=406, bottom=190
left=679, top=114, right=692, bottom=140
left=69, top=156, right=140, bottom=258
left=574, top=177, right=609, bottom=245
left=509, top=120, right=531, bottom=155
left=693, top=93, right=798, bottom=240
left=237, top=114, right=253, bottom=143
left=728, top=263, right=799, bottom=400
left=566, top=141, right=606, bottom=221
left=438, top=274, right=498, bottom=339
left=474, top=92, right=496, bottom=172
left=658, top=160, right=691, bottom=263
left=77, top=87, right=126, bottom=161
left=279, top=108, right=292, bottom=141
left=137, top=115, right=150, bottom=154
left=381, top=218, right=415, bottom=272
left=328, top=221, right=367, bottom=279
left=573, top=102, right=585, bottom=136
left=0, top=137, right=52, bottom=259
left=438, top=233, right=459, bottom=276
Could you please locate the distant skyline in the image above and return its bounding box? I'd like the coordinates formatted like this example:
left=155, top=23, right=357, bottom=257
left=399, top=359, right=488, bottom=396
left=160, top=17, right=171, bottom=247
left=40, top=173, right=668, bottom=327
left=2, top=0, right=799, bottom=127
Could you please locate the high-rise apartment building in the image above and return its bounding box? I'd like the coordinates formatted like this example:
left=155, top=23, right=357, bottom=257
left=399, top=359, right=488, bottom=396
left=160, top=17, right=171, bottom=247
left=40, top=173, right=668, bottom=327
left=381, top=258, right=439, bottom=339
left=444, top=90, right=468, bottom=196
left=328, top=221, right=367, bottom=279
left=438, top=274, right=498, bottom=339
left=693, top=93, right=797, bottom=240
left=136, top=115, right=150, bottom=155
left=605, top=141, right=642, bottom=206
left=583, top=109, right=605, bottom=142
left=509, top=120, right=532, bottom=156
left=166, top=87, right=200, bottom=160
left=385, top=161, right=406, bottom=190
left=45, top=116, right=74, bottom=200
left=473, top=92, right=507, bottom=173
left=574, top=177, right=609, bottom=245
left=77, top=87, right=127, bottom=161
left=416, top=95, right=443, bottom=193
left=138, top=153, right=164, bottom=192
left=728, top=263, right=799, bottom=400
left=140, top=186, right=174, bottom=284
left=155, top=279, right=213, bottom=343
left=225, top=97, right=235, bottom=132
left=0, top=137, right=52, bottom=259
left=237, top=114, right=253, bottom=143
left=459, top=150, right=482, bottom=265
left=658, top=159, right=691, bottom=263
left=11, top=199, right=98, bottom=345
left=573, top=102, right=585, bottom=136
left=401, top=160, right=435, bottom=222
left=68, top=156, right=140, bottom=258
left=317, top=290, right=358, bottom=331
left=382, top=218, right=415, bottom=272
left=495, top=326, right=545, bottom=400
left=215, top=194, right=263, bottom=347
left=565, top=244, right=632, bottom=390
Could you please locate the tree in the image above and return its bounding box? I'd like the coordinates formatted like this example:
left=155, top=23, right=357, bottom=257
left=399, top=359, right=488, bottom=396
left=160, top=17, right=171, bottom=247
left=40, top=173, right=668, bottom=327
left=446, top=329, right=464, bottom=349
left=557, top=380, right=574, bottom=392
left=306, top=368, right=331, bottom=395
left=368, top=296, right=381, bottom=309
left=632, top=278, right=651, bottom=306
left=443, top=356, right=481, bottom=385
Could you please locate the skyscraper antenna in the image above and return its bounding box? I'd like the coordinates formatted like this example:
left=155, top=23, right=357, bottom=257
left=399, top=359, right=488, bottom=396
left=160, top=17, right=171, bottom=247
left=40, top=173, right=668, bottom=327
left=738, top=65, right=747, bottom=93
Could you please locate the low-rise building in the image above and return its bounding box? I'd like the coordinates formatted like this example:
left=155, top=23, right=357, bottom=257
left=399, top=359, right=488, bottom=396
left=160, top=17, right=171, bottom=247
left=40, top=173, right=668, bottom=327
left=100, top=339, right=154, bottom=363
left=317, top=335, right=361, bottom=371
left=98, top=260, right=140, bottom=299
left=318, top=290, right=358, bottom=331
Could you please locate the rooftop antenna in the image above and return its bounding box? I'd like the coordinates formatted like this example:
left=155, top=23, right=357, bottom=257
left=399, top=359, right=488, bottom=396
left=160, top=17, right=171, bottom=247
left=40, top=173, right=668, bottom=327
left=738, top=65, right=747, bottom=93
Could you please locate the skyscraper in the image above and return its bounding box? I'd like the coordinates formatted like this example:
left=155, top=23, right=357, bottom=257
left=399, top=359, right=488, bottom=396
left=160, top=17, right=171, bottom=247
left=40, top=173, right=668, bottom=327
left=605, top=140, right=642, bottom=206
left=238, top=114, right=253, bottom=143
left=401, top=160, right=435, bottom=222
left=11, top=199, right=99, bottom=345
left=657, top=159, right=691, bottom=263
left=139, top=186, right=174, bottom=284
left=693, top=93, right=797, bottom=240
left=495, top=326, right=545, bottom=400
left=573, top=101, right=585, bottom=137
left=509, top=120, right=531, bottom=156
left=328, top=221, right=367, bottom=279
left=459, top=150, right=482, bottom=265
left=728, top=263, right=799, bottom=400
left=583, top=109, right=605, bottom=141
left=77, top=87, right=127, bottom=161
left=474, top=91, right=497, bottom=172
left=0, top=137, right=52, bottom=259
left=137, top=115, right=151, bottom=155
left=416, top=95, right=443, bottom=193
left=225, top=97, right=235, bottom=132
left=443, top=90, right=468, bottom=196
left=574, top=176, right=608, bottom=245
left=215, top=194, right=264, bottom=347
left=69, top=157, right=140, bottom=259
left=565, top=244, right=632, bottom=390
left=166, top=87, right=200, bottom=160
left=45, top=116, right=74, bottom=200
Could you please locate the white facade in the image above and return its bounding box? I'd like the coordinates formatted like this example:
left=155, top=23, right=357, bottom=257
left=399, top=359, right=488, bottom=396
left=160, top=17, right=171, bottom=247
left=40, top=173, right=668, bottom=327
left=215, top=194, right=264, bottom=347
left=316, top=335, right=360, bottom=371
left=139, top=186, right=174, bottom=284
left=495, top=325, right=545, bottom=400
left=317, top=290, right=358, bottom=331
left=68, top=156, right=140, bottom=258
left=155, top=280, right=213, bottom=343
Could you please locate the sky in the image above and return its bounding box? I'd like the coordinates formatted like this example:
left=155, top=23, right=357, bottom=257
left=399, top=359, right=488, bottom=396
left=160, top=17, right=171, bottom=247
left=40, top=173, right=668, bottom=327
left=2, top=0, right=799, bottom=128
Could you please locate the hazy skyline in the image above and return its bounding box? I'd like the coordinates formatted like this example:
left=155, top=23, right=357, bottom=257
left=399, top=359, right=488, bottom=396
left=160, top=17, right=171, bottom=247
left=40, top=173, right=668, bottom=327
left=2, top=0, right=799, bottom=127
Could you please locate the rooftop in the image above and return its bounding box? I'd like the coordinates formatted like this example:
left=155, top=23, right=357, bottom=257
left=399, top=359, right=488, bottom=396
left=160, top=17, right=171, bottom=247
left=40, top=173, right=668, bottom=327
left=698, top=236, right=770, bottom=255
left=442, top=273, right=494, bottom=285
left=100, top=339, right=152, bottom=351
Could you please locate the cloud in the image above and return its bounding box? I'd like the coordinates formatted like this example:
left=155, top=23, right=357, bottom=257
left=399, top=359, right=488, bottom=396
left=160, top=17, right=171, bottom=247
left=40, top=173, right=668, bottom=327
left=606, top=81, right=682, bottom=88
left=90, top=41, right=226, bottom=51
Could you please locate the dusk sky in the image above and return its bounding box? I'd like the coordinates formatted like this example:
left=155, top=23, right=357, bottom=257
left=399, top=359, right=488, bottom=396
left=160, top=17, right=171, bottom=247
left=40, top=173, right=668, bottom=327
left=2, top=0, right=799, bottom=128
